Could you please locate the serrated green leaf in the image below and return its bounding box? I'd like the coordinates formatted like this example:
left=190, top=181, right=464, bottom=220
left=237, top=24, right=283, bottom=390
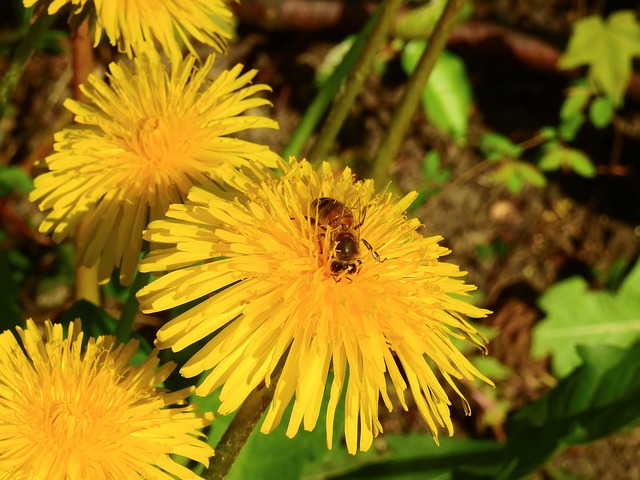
left=478, top=133, right=523, bottom=160
left=495, top=341, right=640, bottom=479
left=442, top=342, right=640, bottom=480
left=402, top=43, right=472, bottom=144
left=558, top=11, right=640, bottom=105
left=533, top=260, right=640, bottom=377
left=589, top=95, right=615, bottom=128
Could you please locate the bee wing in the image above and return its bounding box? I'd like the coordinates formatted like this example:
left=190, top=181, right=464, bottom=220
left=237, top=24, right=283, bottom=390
left=342, top=184, right=364, bottom=231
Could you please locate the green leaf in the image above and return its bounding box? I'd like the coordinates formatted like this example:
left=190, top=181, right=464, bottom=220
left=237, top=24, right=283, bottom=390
left=560, top=85, right=591, bottom=121
left=309, top=434, right=502, bottom=479
left=589, top=95, right=615, bottom=128
left=202, top=378, right=347, bottom=480
left=395, top=0, right=446, bottom=38
left=316, top=36, right=355, bottom=86
left=437, top=170, right=452, bottom=184
left=402, top=43, right=472, bottom=144
left=422, top=150, right=442, bottom=180
left=0, top=166, right=33, bottom=196
left=282, top=8, right=381, bottom=158
left=539, top=147, right=596, bottom=177
left=407, top=189, right=428, bottom=213
left=558, top=114, right=584, bottom=141
left=476, top=238, right=508, bottom=262
left=478, top=133, right=523, bottom=161
left=472, top=356, right=511, bottom=381
left=395, top=0, right=474, bottom=38
left=494, top=341, right=640, bottom=479
left=449, top=343, right=640, bottom=480
left=491, top=162, right=546, bottom=193
left=558, top=11, right=640, bottom=105
left=599, top=257, right=630, bottom=291
left=538, top=126, right=557, bottom=140
left=533, top=259, right=640, bottom=377
left=538, top=147, right=564, bottom=171
left=565, top=149, right=596, bottom=177
left=58, top=300, right=152, bottom=365
left=516, top=163, right=547, bottom=187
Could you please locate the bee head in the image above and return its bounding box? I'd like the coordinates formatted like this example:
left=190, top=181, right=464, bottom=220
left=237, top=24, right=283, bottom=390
left=330, top=260, right=358, bottom=274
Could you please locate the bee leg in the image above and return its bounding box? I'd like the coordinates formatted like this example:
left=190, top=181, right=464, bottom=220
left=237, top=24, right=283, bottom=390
left=362, top=238, right=386, bottom=263
left=332, top=272, right=354, bottom=284
left=355, top=259, right=363, bottom=274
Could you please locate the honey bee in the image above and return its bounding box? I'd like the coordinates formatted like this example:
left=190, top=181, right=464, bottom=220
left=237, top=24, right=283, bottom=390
left=310, top=196, right=384, bottom=277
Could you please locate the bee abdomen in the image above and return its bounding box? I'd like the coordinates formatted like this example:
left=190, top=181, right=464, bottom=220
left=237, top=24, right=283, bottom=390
left=312, top=197, right=355, bottom=231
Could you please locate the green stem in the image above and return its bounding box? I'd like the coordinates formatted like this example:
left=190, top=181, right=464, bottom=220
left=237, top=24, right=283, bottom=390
left=115, top=270, right=150, bottom=344
left=307, top=0, right=404, bottom=164
left=281, top=7, right=382, bottom=161
left=372, top=0, right=463, bottom=186
left=202, top=374, right=280, bottom=480
left=0, top=9, right=56, bottom=120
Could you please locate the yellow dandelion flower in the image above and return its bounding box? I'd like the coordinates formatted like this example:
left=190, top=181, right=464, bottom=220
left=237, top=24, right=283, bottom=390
left=137, top=158, right=493, bottom=454
left=0, top=319, right=214, bottom=480
left=29, top=50, right=279, bottom=285
left=23, top=0, right=234, bottom=59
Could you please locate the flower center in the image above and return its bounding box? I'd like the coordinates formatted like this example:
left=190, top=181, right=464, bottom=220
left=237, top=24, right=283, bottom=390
left=48, top=399, right=94, bottom=446
left=132, top=116, right=192, bottom=167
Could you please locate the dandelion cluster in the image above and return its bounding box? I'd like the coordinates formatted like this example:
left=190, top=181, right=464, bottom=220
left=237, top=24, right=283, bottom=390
left=0, top=320, right=214, bottom=480
left=20, top=0, right=493, bottom=471
left=138, top=158, right=493, bottom=454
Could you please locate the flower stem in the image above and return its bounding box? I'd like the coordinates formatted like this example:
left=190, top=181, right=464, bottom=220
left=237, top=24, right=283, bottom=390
left=372, top=0, right=464, bottom=186
left=202, top=375, right=280, bottom=480
left=0, top=8, right=56, bottom=120
left=307, top=0, right=403, bottom=164
left=71, top=18, right=101, bottom=305
left=115, top=270, right=150, bottom=344
left=71, top=18, right=94, bottom=101
left=281, top=7, right=381, bottom=161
